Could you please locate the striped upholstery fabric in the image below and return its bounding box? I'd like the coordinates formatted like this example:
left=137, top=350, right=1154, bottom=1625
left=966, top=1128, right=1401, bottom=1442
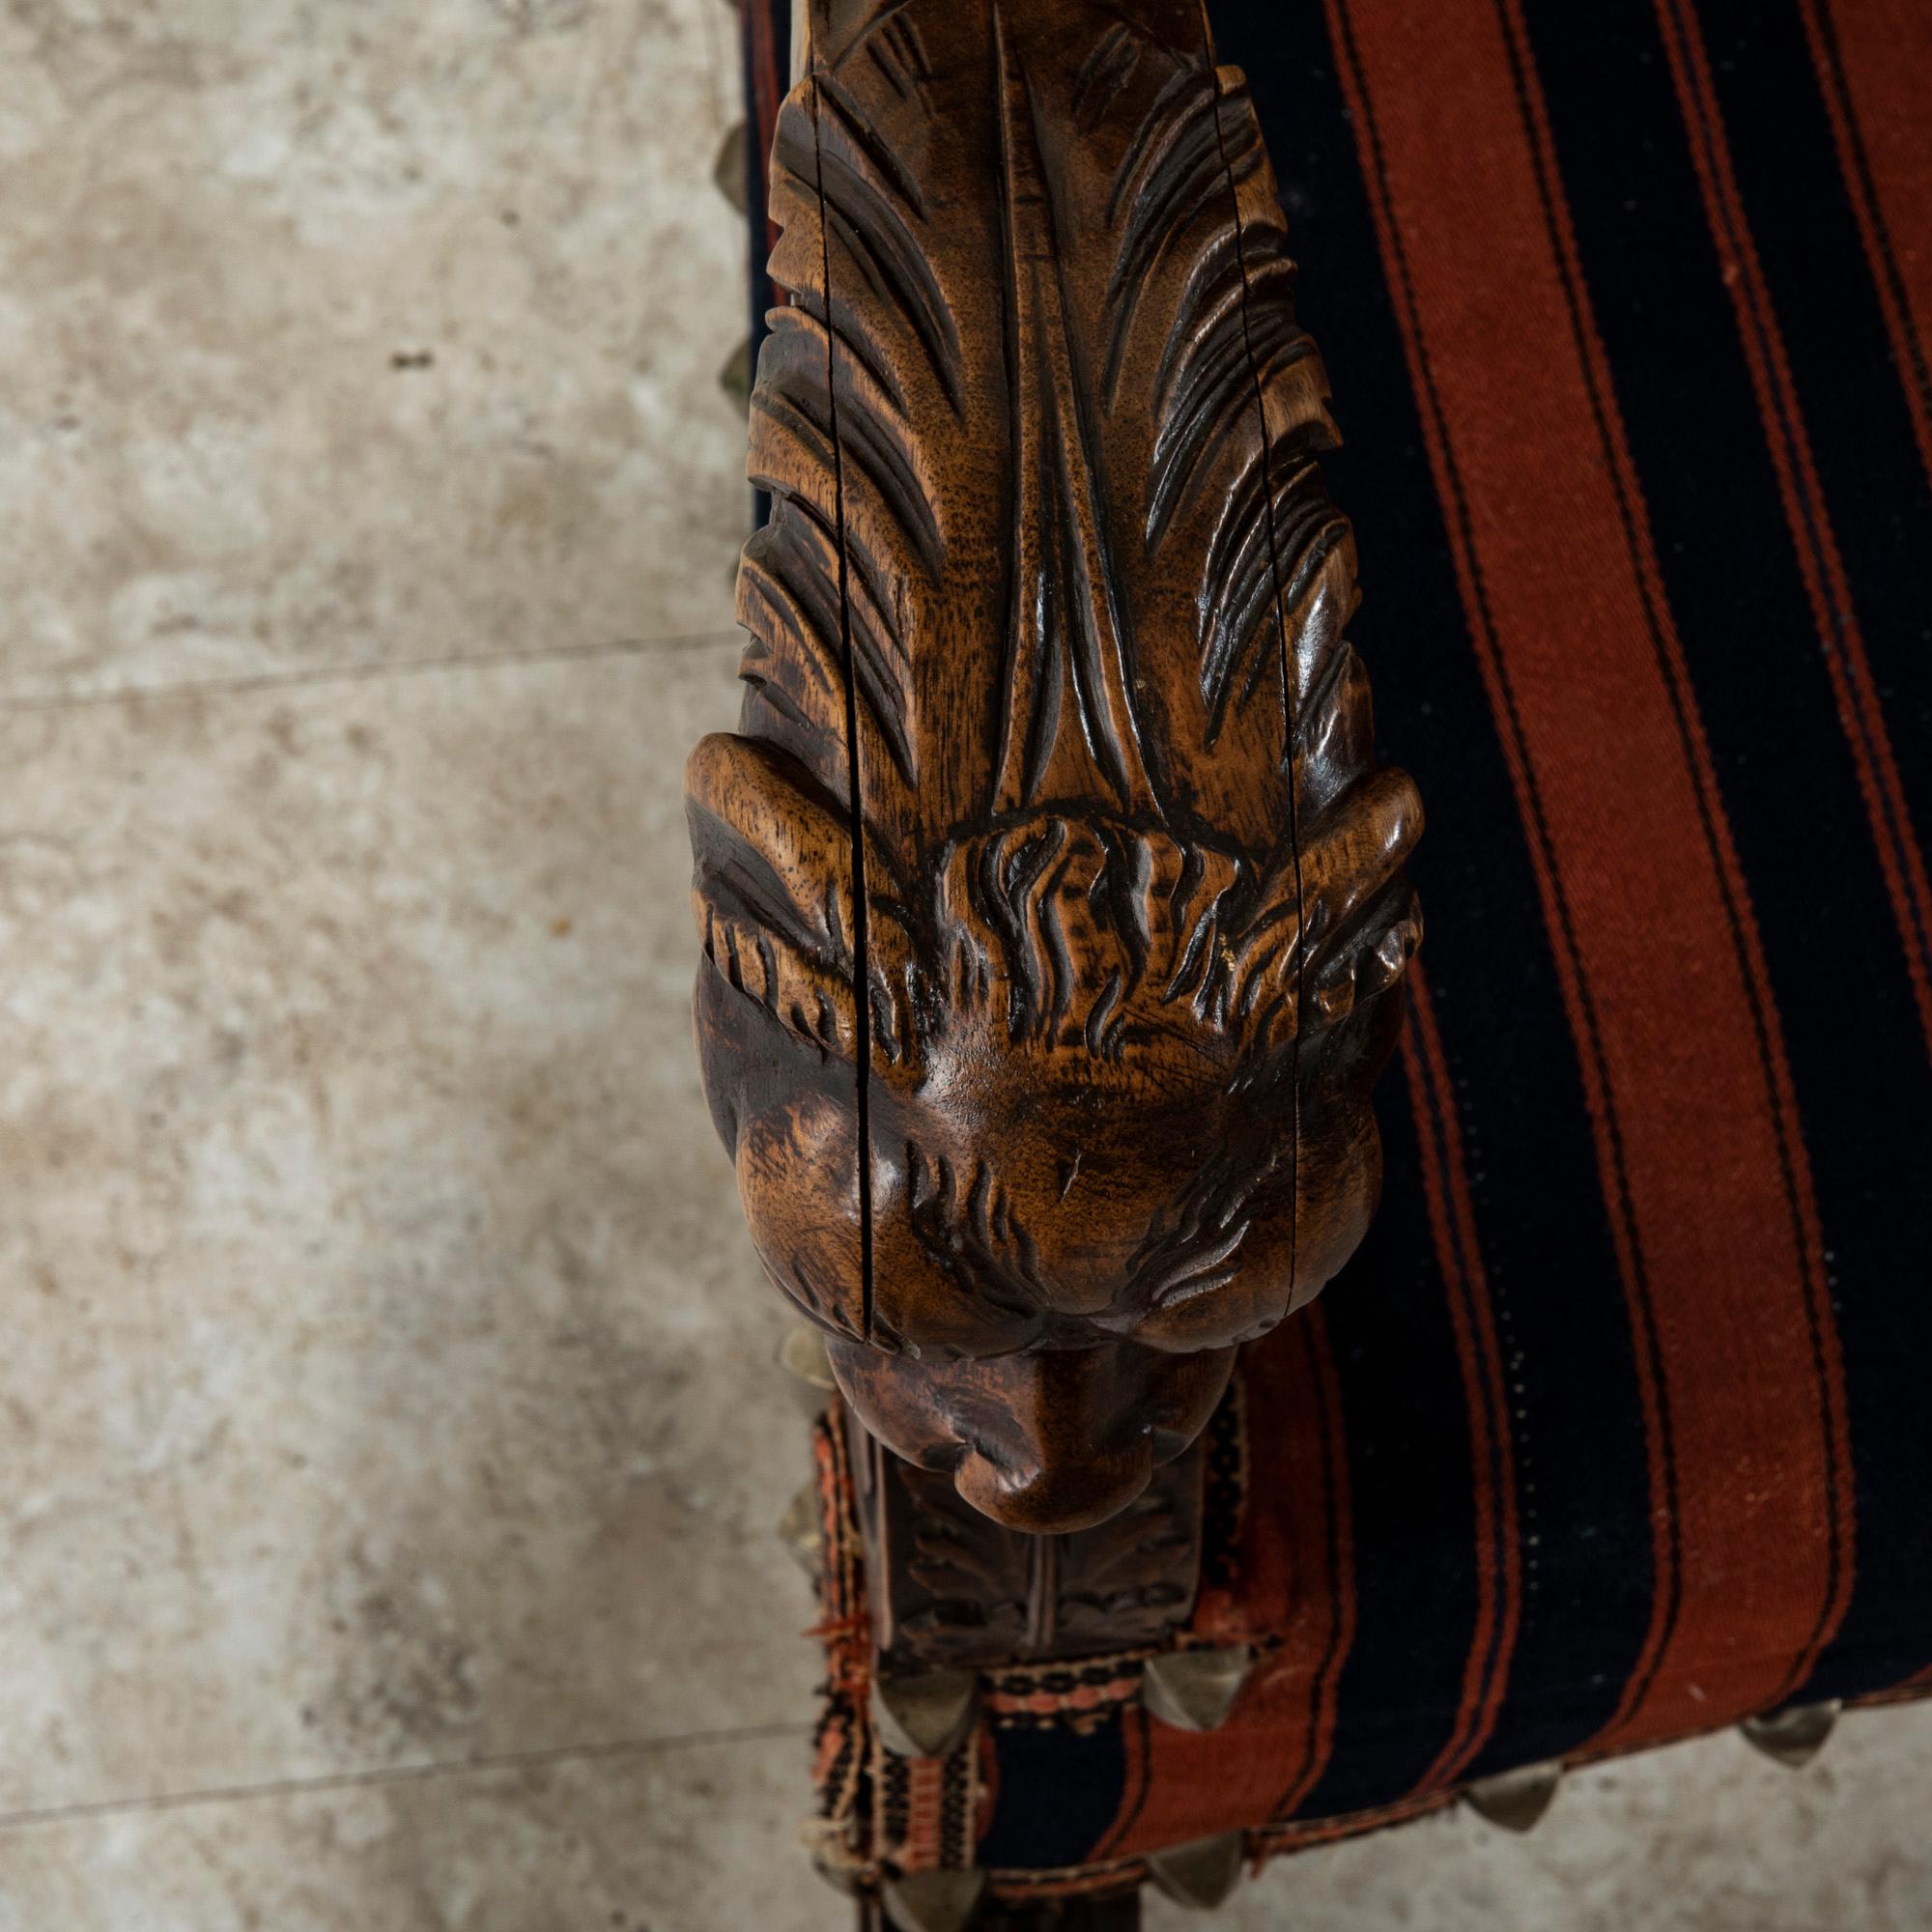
left=739, top=0, right=1932, bottom=1879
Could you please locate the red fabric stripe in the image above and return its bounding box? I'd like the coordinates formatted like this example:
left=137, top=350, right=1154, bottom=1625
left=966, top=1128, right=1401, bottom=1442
left=1107, top=1309, right=1355, bottom=1851
left=1086, top=1708, right=1151, bottom=1863
left=1400, top=968, right=1521, bottom=1791
left=1329, top=0, right=1852, bottom=1749
left=975, top=1726, right=1002, bottom=1848
left=1804, top=0, right=1932, bottom=495
left=1653, top=0, right=1932, bottom=1067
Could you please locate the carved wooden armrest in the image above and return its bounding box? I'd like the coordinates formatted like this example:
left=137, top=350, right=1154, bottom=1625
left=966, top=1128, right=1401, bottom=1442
left=689, top=0, right=1419, bottom=1556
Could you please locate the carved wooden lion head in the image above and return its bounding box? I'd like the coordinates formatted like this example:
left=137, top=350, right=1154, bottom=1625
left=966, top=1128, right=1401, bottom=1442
left=689, top=0, right=1420, bottom=1532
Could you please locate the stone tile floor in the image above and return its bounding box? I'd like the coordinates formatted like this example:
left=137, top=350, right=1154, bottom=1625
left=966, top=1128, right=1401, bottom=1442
left=0, top=3, right=1926, bottom=1928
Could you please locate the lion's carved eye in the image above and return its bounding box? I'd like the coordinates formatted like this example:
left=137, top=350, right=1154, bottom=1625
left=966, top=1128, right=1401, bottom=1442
left=901, top=1145, right=1050, bottom=1334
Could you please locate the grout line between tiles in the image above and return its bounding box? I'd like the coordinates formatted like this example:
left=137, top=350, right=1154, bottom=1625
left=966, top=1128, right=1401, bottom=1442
left=0, top=628, right=748, bottom=718
left=0, top=1720, right=811, bottom=1837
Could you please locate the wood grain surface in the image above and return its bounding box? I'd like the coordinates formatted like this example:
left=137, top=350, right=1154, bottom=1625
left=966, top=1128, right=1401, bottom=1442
left=690, top=0, right=1420, bottom=1535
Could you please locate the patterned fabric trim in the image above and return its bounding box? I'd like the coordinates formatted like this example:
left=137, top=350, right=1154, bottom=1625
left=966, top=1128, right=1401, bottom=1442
left=798, top=1380, right=1251, bottom=1885
left=982, top=1655, right=1153, bottom=1734
left=800, top=1412, right=871, bottom=1881
left=801, top=1406, right=987, bottom=1884
left=873, top=1736, right=983, bottom=1876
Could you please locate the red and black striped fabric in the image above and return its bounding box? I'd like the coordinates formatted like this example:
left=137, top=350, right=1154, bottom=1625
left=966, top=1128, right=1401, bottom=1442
left=740, top=0, right=1932, bottom=1878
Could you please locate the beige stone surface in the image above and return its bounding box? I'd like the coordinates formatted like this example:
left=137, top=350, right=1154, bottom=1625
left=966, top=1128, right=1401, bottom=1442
left=1, top=0, right=1927, bottom=1926
left=0, top=0, right=749, bottom=701
left=0, top=643, right=822, bottom=1817
left=0, top=1732, right=832, bottom=1932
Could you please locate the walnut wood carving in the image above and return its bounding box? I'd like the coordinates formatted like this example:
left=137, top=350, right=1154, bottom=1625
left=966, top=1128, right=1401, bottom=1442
left=691, top=0, right=1421, bottom=1535
left=847, top=1403, right=1202, bottom=1669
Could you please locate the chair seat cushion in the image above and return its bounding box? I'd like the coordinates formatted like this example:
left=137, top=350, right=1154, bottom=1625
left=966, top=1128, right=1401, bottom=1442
left=743, top=0, right=1932, bottom=1892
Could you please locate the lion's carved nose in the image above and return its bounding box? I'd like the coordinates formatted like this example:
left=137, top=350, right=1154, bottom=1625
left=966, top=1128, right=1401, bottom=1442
left=826, top=1336, right=1236, bottom=1536
left=952, top=1439, right=1153, bottom=1536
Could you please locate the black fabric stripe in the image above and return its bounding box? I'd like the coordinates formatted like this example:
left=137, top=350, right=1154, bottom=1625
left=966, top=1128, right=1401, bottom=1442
left=1701, top=0, right=1932, bottom=854
left=745, top=0, right=782, bottom=528
left=1694, top=0, right=1932, bottom=1699
left=1805, top=2, right=1932, bottom=473
left=1520, top=0, right=1932, bottom=1696
left=1267, top=1306, right=1358, bottom=1817
left=1501, top=0, right=1844, bottom=1721
left=1323, top=0, right=1680, bottom=1782
left=1659, top=0, right=1932, bottom=1026
left=979, top=1715, right=1127, bottom=1870
left=1208, top=0, right=1658, bottom=1801
left=1294, top=1061, right=1478, bottom=1811
left=1406, top=1008, right=1515, bottom=1762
